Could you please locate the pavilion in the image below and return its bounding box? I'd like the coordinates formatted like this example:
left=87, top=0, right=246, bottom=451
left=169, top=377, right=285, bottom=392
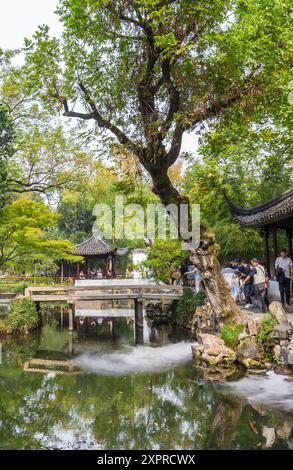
left=225, top=188, right=293, bottom=277
left=61, top=223, right=129, bottom=279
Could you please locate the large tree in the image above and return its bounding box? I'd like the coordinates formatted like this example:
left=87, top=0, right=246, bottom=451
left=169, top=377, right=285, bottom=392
left=0, top=103, right=14, bottom=207
left=21, top=0, right=292, bottom=323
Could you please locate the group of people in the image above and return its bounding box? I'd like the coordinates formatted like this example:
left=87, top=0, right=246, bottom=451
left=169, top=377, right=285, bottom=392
left=222, top=249, right=293, bottom=312
left=170, top=258, right=203, bottom=292
left=222, top=258, right=269, bottom=312
left=169, top=249, right=293, bottom=313
left=79, top=267, right=114, bottom=280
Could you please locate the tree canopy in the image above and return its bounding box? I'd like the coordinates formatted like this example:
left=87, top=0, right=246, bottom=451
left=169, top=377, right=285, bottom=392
left=0, top=196, right=81, bottom=270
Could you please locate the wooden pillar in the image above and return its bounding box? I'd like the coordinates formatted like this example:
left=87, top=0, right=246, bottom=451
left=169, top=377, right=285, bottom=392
left=68, top=331, right=73, bottom=355
left=76, top=263, right=80, bottom=278
left=134, top=299, right=144, bottom=345
left=68, top=306, right=74, bottom=332
left=112, top=256, right=116, bottom=277
left=272, top=225, right=278, bottom=271
left=286, top=227, right=293, bottom=260
left=60, top=305, right=64, bottom=328
left=264, top=229, right=271, bottom=278
left=61, top=261, right=64, bottom=283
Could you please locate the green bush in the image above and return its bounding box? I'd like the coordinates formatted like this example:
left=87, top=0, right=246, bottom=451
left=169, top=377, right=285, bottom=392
left=173, top=288, right=206, bottom=326
left=143, top=239, right=187, bottom=283
left=258, top=314, right=277, bottom=344
left=221, top=324, right=244, bottom=350
left=11, top=282, right=29, bottom=293
left=0, top=298, right=39, bottom=336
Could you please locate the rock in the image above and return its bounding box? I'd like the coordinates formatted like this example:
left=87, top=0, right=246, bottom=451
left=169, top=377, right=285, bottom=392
left=247, top=318, right=259, bottom=336
left=269, top=301, right=288, bottom=324
left=262, top=426, right=276, bottom=448
left=196, top=304, right=212, bottom=320
left=197, top=365, right=238, bottom=382
left=288, top=352, right=293, bottom=365
left=191, top=343, right=203, bottom=357
left=238, top=331, right=249, bottom=342
left=236, top=338, right=264, bottom=368
left=241, top=358, right=262, bottom=368
left=273, top=344, right=281, bottom=361
left=191, top=304, right=215, bottom=334
left=274, top=364, right=293, bottom=376
left=237, top=339, right=262, bottom=360
left=191, top=334, right=236, bottom=365
left=280, top=347, right=289, bottom=365
left=272, top=324, right=292, bottom=340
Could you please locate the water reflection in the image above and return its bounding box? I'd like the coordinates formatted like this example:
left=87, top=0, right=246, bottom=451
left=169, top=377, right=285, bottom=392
left=0, top=308, right=293, bottom=449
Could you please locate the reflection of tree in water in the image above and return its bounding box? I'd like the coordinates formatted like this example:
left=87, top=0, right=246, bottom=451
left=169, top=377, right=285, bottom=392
left=207, top=392, right=293, bottom=449
left=1, top=334, right=293, bottom=449
left=208, top=394, right=245, bottom=449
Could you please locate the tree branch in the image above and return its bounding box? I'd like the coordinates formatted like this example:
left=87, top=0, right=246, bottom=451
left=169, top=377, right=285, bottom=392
left=159, top=59, right=181, bottom=140
left=188, top=85, right=258, bottom=129
left=167, top=123, right=184, bottom=167
left=61, top=84, right=139, bottom=151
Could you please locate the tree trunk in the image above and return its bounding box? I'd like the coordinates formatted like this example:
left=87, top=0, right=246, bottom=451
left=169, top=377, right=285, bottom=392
left=191, top=225, right=245, bottom=326
left=148, top=164, right=246, bottom=325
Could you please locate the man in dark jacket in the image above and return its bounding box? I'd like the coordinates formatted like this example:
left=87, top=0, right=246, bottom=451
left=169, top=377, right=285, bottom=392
left=239, top=260, right=254, bottom=308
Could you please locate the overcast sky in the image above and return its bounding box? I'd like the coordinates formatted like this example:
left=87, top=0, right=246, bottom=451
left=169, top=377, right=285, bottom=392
left=0, top=0, right=62, bottom=50
left=0, top=0, right=198, bottom=156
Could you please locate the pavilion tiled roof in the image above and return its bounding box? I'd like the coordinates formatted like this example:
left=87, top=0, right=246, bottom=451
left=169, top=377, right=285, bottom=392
left=76, top=236, right=116, bottom=256
left=225, top=188, right=293, bottom=228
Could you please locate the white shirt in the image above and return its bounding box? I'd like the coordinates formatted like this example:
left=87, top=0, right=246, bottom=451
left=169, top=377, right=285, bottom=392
left=275, top=256, right=293, bottom=279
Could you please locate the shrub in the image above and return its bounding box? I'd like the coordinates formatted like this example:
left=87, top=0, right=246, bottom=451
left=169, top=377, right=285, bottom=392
left=221, top=324, right=244, bottom=350
left=194, top=289, right=206, bottom=307
left=173, top=288, right=206, bottom=326
left=258, top=314, right=277, bottom=344
left=0, top=298, right=39, bottom=336
left=143, top=239, right=187, bottom=283
left=0, top=318, right=10, bottom=335
left=11, top=282, right=29, bottom=293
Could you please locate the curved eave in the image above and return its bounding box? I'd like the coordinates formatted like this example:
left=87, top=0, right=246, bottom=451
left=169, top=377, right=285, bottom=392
left=224, top=189, right=293, bottom=228
left=76, top=236, right=117, bottom=256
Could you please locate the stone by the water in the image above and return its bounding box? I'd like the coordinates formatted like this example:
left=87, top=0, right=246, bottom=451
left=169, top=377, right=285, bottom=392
left=269, top=301, right=289, bottom=324
left=236, top=338, right=263, bottom=368
left=288, top=352, right=293, bottom=365
left=272, top=324, right=292, bottom=340
left=191, top=333, right=235, bottom=366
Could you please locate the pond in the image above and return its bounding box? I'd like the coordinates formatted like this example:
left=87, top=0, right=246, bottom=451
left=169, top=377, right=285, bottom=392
left=0, top=305, right=293, bottom=450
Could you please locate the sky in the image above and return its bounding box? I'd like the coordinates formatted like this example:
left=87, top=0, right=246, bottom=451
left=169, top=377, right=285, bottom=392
left=0, top=0, right=62, bottom=50
left=0, top=0, right=198, bottom=156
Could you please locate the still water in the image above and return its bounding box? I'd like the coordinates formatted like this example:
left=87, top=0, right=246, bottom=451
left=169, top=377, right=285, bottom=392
left=0, top=306, right=293, bottom=450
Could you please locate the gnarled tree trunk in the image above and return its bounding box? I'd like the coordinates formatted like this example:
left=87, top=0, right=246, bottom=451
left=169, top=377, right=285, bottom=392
left=149, top=165, right=246, bottom=326
left=191, top=225, right=245, bottom=326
